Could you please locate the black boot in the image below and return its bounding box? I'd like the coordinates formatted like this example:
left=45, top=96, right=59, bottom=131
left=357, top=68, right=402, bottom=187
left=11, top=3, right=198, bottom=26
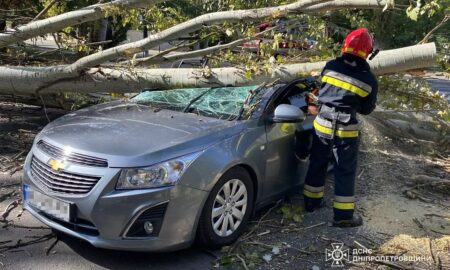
left=304, top=198, right=325, bottom=212
left=332, top=213, right=363, bottom=227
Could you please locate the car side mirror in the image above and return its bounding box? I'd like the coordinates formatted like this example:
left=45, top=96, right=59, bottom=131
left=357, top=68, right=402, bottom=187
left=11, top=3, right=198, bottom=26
left=272, top=104, right=305, bottom=123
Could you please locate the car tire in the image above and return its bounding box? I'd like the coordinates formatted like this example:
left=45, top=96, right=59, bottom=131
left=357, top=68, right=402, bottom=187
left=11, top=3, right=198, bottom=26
left=197, top=167, right=254, bottom=249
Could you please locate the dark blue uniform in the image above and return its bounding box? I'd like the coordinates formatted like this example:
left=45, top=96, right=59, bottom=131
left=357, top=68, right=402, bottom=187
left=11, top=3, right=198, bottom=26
left=303, top=53, right=378, bottom=222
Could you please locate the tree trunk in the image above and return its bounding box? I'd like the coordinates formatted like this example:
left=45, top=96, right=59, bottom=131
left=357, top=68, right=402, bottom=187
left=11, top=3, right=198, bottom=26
left=0, top=43, right=436, bottom=94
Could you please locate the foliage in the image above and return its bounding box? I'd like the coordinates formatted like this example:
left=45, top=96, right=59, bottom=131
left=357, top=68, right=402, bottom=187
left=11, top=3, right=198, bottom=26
left=378, top=75, right=450, bottom=147
left=327, top=0, right=450, bottom=49
left=277, top=203, right=304, bottom=222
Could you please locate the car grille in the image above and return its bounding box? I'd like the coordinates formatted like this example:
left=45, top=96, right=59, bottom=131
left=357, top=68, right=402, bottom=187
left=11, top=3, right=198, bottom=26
left=30, top=156, right=101, bottom=195
left=37, top=140, right=108, bottom=167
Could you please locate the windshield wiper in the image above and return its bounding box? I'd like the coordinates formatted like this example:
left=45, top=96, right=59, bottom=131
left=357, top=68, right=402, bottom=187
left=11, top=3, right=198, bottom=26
left=183, top=88, right=215, bottom=113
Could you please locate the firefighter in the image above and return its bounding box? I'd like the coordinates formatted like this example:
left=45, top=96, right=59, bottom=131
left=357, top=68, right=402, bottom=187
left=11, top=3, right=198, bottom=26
left=303, top=28, right=378, bottom=227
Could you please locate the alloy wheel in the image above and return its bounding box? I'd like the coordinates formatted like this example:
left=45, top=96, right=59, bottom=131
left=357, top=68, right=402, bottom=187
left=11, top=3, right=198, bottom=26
left=211, top=178, right=248, bottom=237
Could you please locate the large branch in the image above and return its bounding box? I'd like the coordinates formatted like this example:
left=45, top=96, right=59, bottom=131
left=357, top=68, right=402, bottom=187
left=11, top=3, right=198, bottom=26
left=0, top=43, right=436, bottom=94
left=304, top=0, right=386, bottom=12
left=134, top=25, right=280, bottom=65
left=64, top=0, right=387, bottom=72
left=0, top=0, right=165, bottom=48
left=64, top=0, right=332, bottom=72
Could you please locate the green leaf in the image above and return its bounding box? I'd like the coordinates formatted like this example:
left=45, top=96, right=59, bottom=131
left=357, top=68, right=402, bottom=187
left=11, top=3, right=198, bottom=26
left=293, top=214, right=303, bottom=222
left=244, top=70, right=252, bottom=80
left=406, top=6, right=420, bottom=21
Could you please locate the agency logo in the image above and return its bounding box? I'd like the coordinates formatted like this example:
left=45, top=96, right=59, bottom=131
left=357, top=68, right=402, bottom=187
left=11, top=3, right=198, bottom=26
left=325, top=243, right=350, bottom=267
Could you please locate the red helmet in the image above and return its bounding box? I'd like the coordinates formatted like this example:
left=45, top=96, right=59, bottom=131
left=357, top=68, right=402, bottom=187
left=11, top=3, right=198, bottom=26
left=341, top=28, right=374, bottom=59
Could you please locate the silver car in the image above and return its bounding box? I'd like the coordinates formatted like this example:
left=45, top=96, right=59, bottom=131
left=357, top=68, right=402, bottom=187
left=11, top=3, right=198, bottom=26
left=22, top=79, right=315, bottom=251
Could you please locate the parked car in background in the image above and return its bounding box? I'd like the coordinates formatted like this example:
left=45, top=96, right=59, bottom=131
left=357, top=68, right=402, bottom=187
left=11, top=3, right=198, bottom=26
left=22, top=79, right=317, bottom=251
left=241, top=20, right=317, bottom=55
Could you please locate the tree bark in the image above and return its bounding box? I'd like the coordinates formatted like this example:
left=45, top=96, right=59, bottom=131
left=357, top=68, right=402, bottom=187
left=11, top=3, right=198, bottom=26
left=0, top=0, right=166, bottom=48
left=0, top=43, right=436, bottom=94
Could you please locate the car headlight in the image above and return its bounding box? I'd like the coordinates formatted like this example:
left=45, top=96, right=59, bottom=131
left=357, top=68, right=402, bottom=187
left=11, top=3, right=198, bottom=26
left=116, top=152, right=201, bottom=190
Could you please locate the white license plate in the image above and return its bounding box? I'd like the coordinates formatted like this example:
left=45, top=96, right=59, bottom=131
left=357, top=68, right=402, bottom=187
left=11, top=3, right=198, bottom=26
left=23, top=185, right=72, bottom=222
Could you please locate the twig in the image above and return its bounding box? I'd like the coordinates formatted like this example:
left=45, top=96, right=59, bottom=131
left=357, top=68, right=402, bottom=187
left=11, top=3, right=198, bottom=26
left=419, top=15, right=450, bottom=44
left=429, top=228, right=449, bottom=235
left=46, top=238, right=59, bottom=256
left=0, top=233, right=54, bottom=252
left=32, top=0, right=59, bottom=22
left=9, top=224, right=51, bottom=230
left=1, top=200, right=19, bottom=220
left=407, top=179, right=450, bottom=191
left=428, top=238, right=436, bottom=266
left=357, top=168, right=365, bottom=179
left=256, top=230, right=271, bottom=236
left=303, top=222, right=326, bottom=230
left=38, top=94, right=50, bottom=123
left=353, top=240, right=369, bottom=251
left=132, top=33, right=216, bottom=65
left=424, top=213, right=450, bottom=219
left=241, top=200, right=282, bottom=241
left=11, top=150, right=25, bottom=161
left=85, top=40, right=112, bottom=47
left=281, top=222, right=326, bottom=232
left=412, top=217, right=426, bottom=232
left=236, top=254, right=249, bottom=270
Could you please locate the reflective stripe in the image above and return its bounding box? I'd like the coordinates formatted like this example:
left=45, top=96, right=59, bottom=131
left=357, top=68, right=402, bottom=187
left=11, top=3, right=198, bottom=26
left=333, top=202, right=355, bottom=210
left=343, top=47, right=367, bottom=58
left=314, top=119, right=359, bottom=138
left=334, top=196, right=355, bottom=203
left=323, top=70, right=372, bottom=94
left=315, top=115, right=360, bottom=130
left=322, top=75, right=370, bottom=98
left=304, top=184, right=325, bottom=193
left=303, top=190, right=324, bottom=199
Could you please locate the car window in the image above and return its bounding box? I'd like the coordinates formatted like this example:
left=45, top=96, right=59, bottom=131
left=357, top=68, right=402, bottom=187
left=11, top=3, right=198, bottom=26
left=131, top=86, right=267, bottom=120
left=265, top=81, right=313, bottom=116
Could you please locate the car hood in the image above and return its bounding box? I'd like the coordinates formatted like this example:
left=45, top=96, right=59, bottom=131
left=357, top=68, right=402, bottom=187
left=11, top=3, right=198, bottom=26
left=37, top=102, right=244, bottom=167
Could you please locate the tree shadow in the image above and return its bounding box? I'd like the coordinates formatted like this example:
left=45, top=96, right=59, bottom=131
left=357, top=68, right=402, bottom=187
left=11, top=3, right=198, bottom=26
left=57, top=233, right=217, bottom=270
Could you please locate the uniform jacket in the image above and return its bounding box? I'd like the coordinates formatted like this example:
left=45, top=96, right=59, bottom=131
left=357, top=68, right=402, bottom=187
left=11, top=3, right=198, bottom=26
left=318, top=53, right=378, bottom=116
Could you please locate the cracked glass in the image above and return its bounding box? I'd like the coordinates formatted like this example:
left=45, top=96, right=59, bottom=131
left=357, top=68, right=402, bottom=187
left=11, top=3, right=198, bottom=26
left=132, top=85, right=266, bottom=120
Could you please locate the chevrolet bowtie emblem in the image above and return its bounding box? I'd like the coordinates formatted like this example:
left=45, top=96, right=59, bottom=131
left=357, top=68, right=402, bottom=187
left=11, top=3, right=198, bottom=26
left=48, top=159, right=66, bottom=171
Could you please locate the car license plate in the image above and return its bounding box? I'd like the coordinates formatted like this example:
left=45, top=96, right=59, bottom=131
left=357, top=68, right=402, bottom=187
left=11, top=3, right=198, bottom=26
left=23, top=185, right=73, bottom=222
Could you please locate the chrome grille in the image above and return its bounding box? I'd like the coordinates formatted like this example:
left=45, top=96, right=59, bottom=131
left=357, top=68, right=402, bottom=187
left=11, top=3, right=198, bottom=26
left=30, top=156, right=101, bottom=195
left=37, top=140, right=108, bottom=167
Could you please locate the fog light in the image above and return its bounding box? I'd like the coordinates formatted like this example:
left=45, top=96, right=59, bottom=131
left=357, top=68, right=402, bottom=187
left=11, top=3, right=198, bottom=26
left=143, top=221, right=154, bottom=234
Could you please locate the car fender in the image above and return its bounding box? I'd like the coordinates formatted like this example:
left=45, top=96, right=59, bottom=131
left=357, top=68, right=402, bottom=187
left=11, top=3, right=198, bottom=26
left=179, top=124, right=266, bottom=196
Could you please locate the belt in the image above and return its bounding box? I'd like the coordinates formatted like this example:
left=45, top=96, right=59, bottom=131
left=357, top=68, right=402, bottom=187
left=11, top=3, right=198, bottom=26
left=320, top=104, right=356, bottom=118
left=314, top=113, right=359, bottom=139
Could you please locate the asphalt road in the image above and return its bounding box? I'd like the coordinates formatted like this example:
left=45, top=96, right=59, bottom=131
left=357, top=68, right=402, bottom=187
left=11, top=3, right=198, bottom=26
left=1, top=188, right=218, bottom=270
left=426, top=76, right=450, bottom=98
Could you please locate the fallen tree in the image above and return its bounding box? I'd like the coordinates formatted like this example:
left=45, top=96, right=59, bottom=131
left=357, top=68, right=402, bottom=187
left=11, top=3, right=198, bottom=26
left=0, top=0, right=438, bottom=97
left=0, top=42, right=436, bottom=94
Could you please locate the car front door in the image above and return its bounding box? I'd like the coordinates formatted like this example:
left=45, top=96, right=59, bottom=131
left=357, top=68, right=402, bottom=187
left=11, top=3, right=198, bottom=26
left=263, top=83, right=314, bottom=201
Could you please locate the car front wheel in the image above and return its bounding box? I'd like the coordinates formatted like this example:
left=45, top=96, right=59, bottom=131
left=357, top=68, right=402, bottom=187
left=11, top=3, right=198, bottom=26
left=197, top=167, right=254, bottom=249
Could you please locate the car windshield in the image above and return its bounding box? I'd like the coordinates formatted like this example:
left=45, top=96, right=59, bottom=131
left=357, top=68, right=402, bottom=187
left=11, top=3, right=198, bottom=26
left=131, top=85, right=266, bottom=120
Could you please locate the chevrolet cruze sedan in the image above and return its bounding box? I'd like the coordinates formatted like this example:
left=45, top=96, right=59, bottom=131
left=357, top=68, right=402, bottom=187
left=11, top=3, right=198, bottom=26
left=22, top=79, right=315, bottom=251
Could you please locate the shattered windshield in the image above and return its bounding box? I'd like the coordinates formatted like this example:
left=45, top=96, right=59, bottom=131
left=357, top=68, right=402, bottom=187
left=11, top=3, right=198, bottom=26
left=131, top=85, right=266, bottom=120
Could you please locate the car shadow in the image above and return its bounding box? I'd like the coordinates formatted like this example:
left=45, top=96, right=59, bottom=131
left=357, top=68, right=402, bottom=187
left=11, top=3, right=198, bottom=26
left=57, top=233, right=218, bottom=270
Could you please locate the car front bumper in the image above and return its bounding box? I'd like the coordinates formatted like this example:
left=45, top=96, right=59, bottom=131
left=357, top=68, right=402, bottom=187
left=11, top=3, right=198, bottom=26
left=22, top=147, right=209, bottom=252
